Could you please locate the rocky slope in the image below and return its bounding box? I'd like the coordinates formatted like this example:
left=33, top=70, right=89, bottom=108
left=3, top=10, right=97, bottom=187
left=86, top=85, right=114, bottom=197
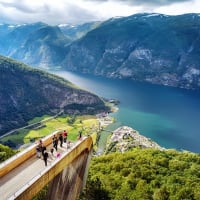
left=0, top=56, right=109, bottom=135
left=0, top=22, right=47, bottom=56
left=63, top=13, right=200, bottom=89
left=11, top=25, right=70, bottom=68
left=58, top=21, right=101, bottom=41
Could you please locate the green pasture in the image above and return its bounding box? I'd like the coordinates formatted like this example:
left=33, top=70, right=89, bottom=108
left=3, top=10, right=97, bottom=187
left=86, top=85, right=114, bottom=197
left=28, top=115, right=51, bottom=124
left=0, top=115, right=99, bottom=148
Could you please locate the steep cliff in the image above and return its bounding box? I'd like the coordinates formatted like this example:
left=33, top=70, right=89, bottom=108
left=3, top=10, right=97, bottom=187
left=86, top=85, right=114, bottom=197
left=63, top=13, right=200, bottom=89
left=0, top=56, right=108, bottom=135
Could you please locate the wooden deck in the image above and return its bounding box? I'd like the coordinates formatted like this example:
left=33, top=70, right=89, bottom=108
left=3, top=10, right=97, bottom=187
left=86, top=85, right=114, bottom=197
left=0, top=142, right=73, bottom=200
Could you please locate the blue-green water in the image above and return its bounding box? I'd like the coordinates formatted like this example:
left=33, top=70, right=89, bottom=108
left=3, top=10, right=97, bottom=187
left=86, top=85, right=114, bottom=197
left=52, top=71, right=200, bottom=153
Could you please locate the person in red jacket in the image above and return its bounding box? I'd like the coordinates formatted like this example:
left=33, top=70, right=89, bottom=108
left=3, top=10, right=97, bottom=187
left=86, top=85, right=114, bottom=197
left=63, top=130, right=68, bottom=143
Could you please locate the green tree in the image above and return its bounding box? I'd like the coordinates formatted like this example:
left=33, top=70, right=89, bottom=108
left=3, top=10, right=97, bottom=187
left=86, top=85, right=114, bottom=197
left=153, top=186, right=169, bottom=200
left=79, top=177, right=110, bottom=200
left=80, top=149, right=200, bottom=200
left=0, top=144, right=17, bottom=162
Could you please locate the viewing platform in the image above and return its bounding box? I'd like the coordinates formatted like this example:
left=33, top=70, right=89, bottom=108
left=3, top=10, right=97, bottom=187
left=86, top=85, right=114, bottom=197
left=0, top=131, right=93, bottom=200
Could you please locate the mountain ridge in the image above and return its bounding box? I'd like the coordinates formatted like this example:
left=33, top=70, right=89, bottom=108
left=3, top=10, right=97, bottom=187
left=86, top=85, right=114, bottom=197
left=63, top=13, right=200, bottom=89
left=0, top=13, right=200, bottom=89
left=0, top=21, right=100, bottom=69
left=0, top=55, right=108, bottom=135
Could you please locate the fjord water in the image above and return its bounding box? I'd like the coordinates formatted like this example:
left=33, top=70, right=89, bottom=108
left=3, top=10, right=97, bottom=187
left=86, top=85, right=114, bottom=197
left=53, top=71, right=200, bottom=153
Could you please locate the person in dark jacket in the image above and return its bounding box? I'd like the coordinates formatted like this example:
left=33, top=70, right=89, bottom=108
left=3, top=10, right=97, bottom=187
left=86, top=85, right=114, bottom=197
left=78, top=131, right=82, bottom=140
left=43, top=150, right=48, bottom=166
left=59, top=133, right=63, bottom=147
left=50, top=148, right=54, bottom=155
left=52, top=135, right=58, bottom=151
left=41, top=145, right=46, bottom=157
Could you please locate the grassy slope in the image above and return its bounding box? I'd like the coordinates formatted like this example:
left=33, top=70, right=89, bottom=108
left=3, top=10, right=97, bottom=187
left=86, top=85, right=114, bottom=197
left=0, top=115, right=99, bottom=148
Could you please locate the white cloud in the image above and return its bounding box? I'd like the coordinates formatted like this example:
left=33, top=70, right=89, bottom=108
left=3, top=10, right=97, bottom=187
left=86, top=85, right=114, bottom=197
left=0, top=0, right=199, bottom=25
left=154, top=0, right=200, bottom=15
left=78, top=0, right=142, bottom=19
left=0, top=0, right=100, bottom=24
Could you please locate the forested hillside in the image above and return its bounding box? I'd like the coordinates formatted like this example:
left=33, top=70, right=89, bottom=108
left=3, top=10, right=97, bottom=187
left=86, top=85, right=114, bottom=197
left=0, top=144, right=17, bottom=162
left=80, top=149, right=200, bottom=200
left=0, top=56, right=108, bottom=135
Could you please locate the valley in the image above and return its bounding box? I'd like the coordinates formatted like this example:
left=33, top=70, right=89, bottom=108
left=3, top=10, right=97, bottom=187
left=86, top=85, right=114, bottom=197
left=53, top=70, right=200, bottom=153
left=1, top=2, right=200, bottom=199
left=0, top=13, right=200, bottom=89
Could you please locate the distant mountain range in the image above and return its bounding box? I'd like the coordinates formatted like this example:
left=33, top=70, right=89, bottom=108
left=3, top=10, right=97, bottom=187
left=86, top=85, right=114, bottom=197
left=0, top=21, right=99, bottom=69
left=58, top=21, right=101, bottom=41
left=0, top=56, right=108, bottom=135
left=0, top=13, right=200, bottom=89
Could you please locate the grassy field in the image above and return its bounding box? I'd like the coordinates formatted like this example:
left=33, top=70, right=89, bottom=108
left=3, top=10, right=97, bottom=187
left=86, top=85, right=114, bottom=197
left=0, top=115, right=100, bottom=148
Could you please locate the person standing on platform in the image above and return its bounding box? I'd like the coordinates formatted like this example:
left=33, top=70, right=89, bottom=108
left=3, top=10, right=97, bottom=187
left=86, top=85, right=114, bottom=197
left=41, top=145, right=46, bottom=157
left=43, top=150, right=49, bottom=166
left=52, top=134, right=58, bottom=151
left=59, top=133, right=63, bottom=147
left=78, top=131, right=82, bottom=140
left=36, top=145, right=41, bottom=158
left=63, top=130, right=68, bottom=143
left=36, top=139, right=43, bottom=158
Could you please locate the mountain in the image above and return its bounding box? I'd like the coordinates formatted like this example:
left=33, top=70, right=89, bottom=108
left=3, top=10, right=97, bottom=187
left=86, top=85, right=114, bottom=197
left=0, top=21, right=100, bottom=69
left=0, top=22, right=46, bottom=55
left=11, top=25, right=70, bottom=69
left=1, top=14, right=200, bottom=89
left=59, top=21, right=101, bottom=41
left=63, top=13, right=200, bottom=89
left=0, top=56, right=108, bottom=136
left=0, top=23, right=71, bottom=69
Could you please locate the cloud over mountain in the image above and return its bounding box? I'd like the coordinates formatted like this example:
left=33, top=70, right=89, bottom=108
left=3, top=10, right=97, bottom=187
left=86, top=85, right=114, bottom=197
left=0, top=0, right=199, bottom=25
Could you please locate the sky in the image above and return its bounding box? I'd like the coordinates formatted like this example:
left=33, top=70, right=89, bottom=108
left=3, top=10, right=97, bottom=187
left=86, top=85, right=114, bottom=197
left=0, top=0, right=199, bottom=25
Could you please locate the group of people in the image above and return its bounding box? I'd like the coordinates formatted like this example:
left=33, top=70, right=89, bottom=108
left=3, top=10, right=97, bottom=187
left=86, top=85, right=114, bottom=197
left=36, top=139, right=49, bottom=166
left=36, top=130, right=68, bottom=166
left=52, top=129, right=68, bottom=150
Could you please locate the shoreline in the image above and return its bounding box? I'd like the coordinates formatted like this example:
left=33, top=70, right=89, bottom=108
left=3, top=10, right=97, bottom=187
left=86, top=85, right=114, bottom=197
left=106, top=126, right=164, bottom=153
left=96, top=105, right=165, bottom=154
left=96, top=114, right=165, bottom=154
